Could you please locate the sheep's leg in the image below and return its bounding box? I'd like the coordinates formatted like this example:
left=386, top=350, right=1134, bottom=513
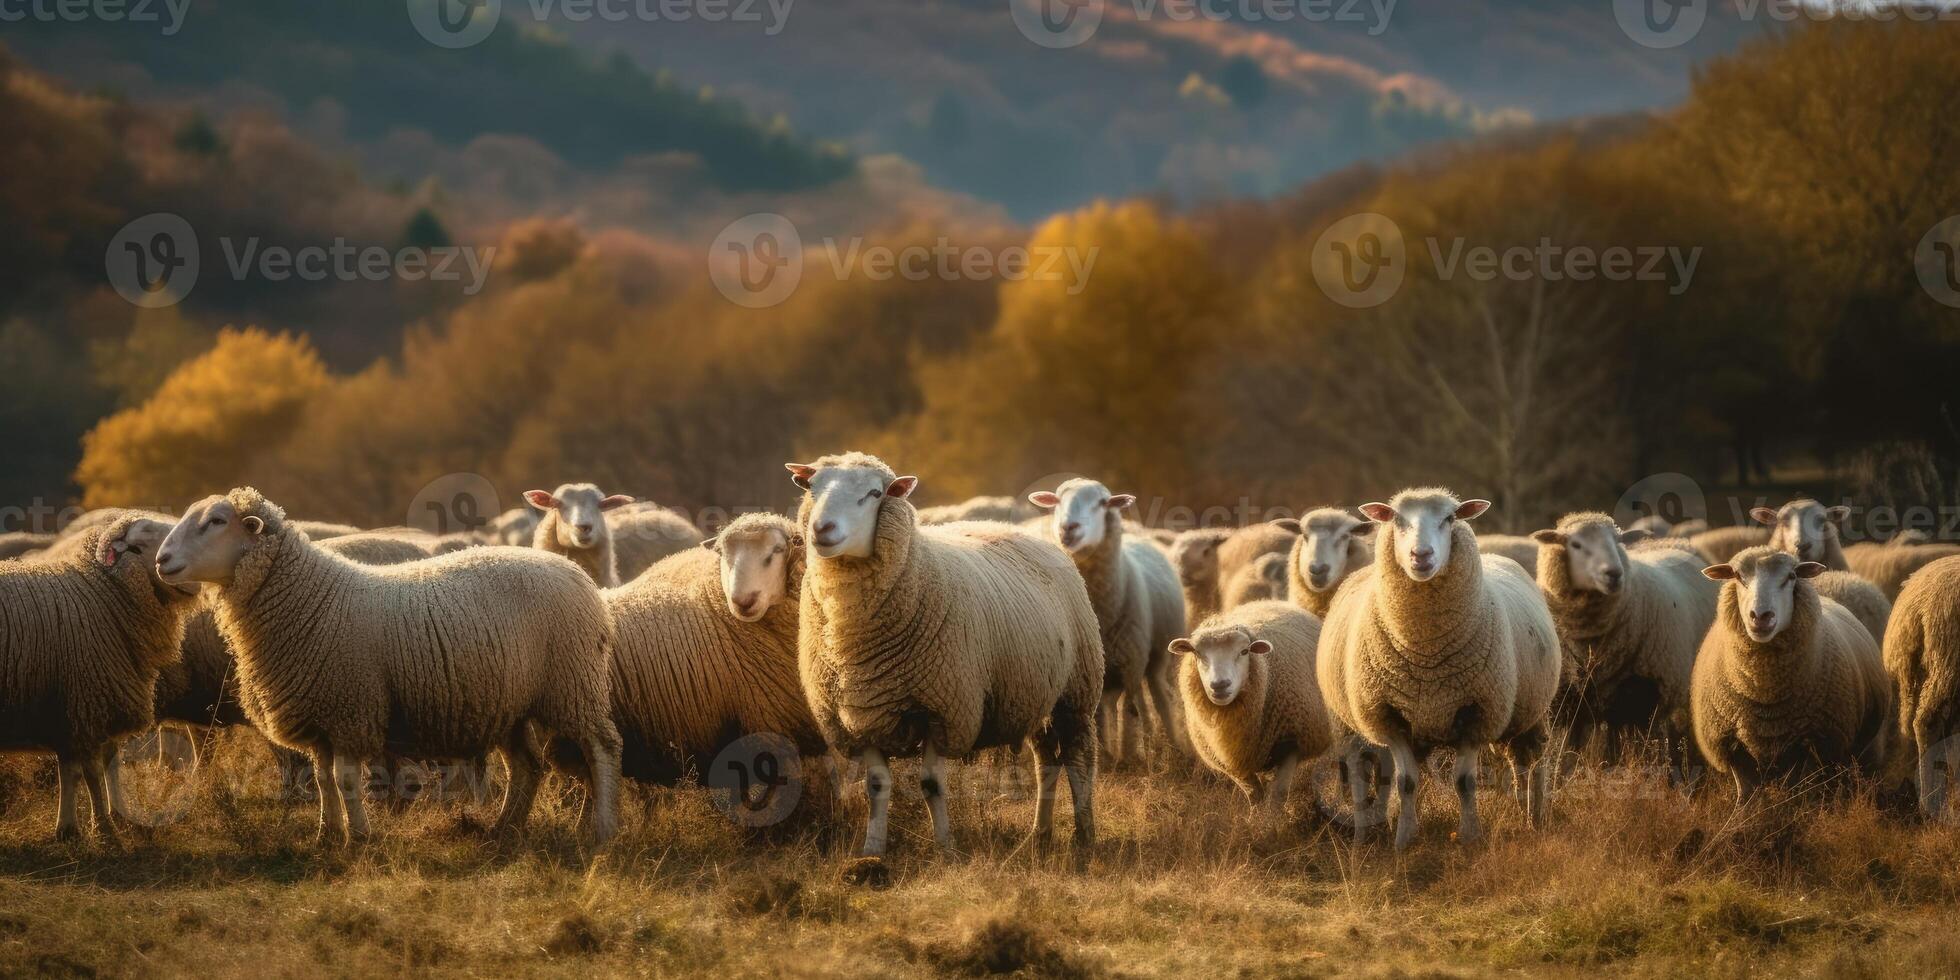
left=1097, top=690, right=1124, bottom=766
left=1121, top=676, right=1147, bottom=763
left=54, top=755, right=83, bottom=842
left=1452, top=745, right=1481, bottom=845
left=1385, top=735, right=1421, bottom=852
left=859, top=748, right=892, bottom=857
left=1146, top=665, right=1188, bottom=756
left=579, top=726, right=622, bottom=845
left=1344, top=743, right=1376, bottom=843
left=1729, top=751, right=1762, bottom=806
left=80, top=750, right=119, bottom=844
left=310, top=747, right=344, bottom=845
left=1916, top=721, right=1951, bottom=820
left=332, top=754, right=371, bottom=843
left=921, top=743, right=952, bottom=853
left=1032, top=737, right=1062, bottom=843
left=100, top=741, right=131, bottom=825
left=493, top=730, right=542, bottom=838
left=1506, top=725, right=1551, bottom=829
left=1267, top=752, right=1300, bottom=823
left=1064, top=737, right=1096, bottom=854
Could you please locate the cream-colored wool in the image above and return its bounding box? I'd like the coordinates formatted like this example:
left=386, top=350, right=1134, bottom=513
left=1169, top=528, right=1232, bottom=625
left=1217, top=524, right=1297, bottom=612
left=291, top=520, right=361, bottom=541
left=1281, top=509, right=1376, bottom=620
left=917, top=495, right=1018, bottom=525
left=609, top=507, right=701, bottom=583
left=1670, top=518, right=1710, bottom=538
left=1318, top=488, right=1560, bottom=849
left=1754, top=498, right=1851, bottom=570
left=492, top=507, right=542, bottom=546
left=1477, top=534, right=1541, bottom=572
left=1845, top=542, right=1960, bottom=600
left=1882, top=555, right=1960, bottom=817
left=1811, top=571, right=1892, bottom=644
left=0, top=517, right=198, bottom=841
left=794, top=453, right=1103, bottom=856
left=1533, top=513, right=1717, bottom=768
left=530, top=482, right=634, bottom=587
left=1223, top=552, right=1288, bottom=609
left=1692, top=525, right=1772, bottom=565
left=171, top=489, right=622, bottom=846
left=1691, top=547, right=1891, bottom=801
left=605, top=514, right=825, bottom=784
left=54, top=507, right=175, bottom=540
left=1175, top=601, right=1331, bottom=813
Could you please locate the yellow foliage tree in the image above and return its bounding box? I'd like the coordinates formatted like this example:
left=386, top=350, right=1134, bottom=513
left=75, top=327, right=327, bottom=509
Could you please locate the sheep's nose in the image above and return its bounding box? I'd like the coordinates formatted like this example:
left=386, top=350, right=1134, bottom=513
left=1604, top=569, right=1623, bottom=588
left=1209, top=679, right=1232, bottom=694
left=575, top=521, right=594, bottom=535
left=1749, top=610, right=1776, bottom=631
left=734, top=591, right=760, bottom=613
left=1308, top=562, right=1330, bottom=577
left=1411, top=547, right=1435, bottom=562
left=815, top=520, right=837, bottom=537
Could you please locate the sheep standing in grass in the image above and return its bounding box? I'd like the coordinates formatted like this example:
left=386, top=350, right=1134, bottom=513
left=157, top=488, right=622, bottom=846
left=1531, top=514, right=1717, bottom=774
left=1318, top=489, right=1560, bottom=850
left=1030, top=479, right=1188, bottom=763
left=1845, top=542, right=1960, bottom=600
left=1172, top=601, right=1331, bottom=819
left=527, top=483, right=638, bottom=587
left=1170, top=528, right=1232, bottom=624
left=1753, top=499, right=1852, bottom=570
left=1, top=516, right=197, bottom=841
left=1882, top=555, right=1960, bottom=817
left=1692, top=525, right=1772, bottom=565
left=1278, top=509, right=1376, bottom=620
left=605, top=514, right=826, bottom=785
left=1691, top=547, right=1891, bottom=802
left=791, top=454, right=1103, bottom=859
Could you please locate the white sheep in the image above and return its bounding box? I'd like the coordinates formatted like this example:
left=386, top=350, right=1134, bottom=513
left=156, top=488, right=622, bottom=846
left=1845, top=541, right=1960, bottom=600
left=1172, top=601, right=1331, bottom=819
left=607, top=506, right=701, bottom=582
left=1169, top=528, right=1232, bottom=625
left=1318, top=488, right=1561, bottom=850
left=1691, top=525, right=1772, bottom=565
left=790, top=453, right=1103, bottom=859
left=917, top=495, right=1019, bottom=525
left=1751, top=498, right=1852, bottom=570
left=1530, top=513, right=1717, bottom=775
left=526, top=483, right=637, bottom=586
left=1882, top=554, right=1960, bottom=817
left=1691, top=547, right=1891, bottom=802
left=1476, top=534, right=1541, bottom=572
left=0, top=516, right=197, bottom=841
left=1277, top=509, right=1377, bottom=620
left=290, top=520, right=362, bottom=541
left=1029, top=479, right=1188, bottom=763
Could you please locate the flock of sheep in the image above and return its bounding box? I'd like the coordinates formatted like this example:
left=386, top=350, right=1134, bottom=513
left=4, top=454, right=1960, bottom=865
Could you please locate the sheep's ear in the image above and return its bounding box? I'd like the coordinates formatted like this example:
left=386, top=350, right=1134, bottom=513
left=1168, top=638, right=1196, bottom=656
left=886, top=476, right=918, bottom=499
left=1455, top=499, right=1492, bottom=521
left=1247, top=639, right=1272, bottom=656
left=699, top=537, right=719, bottom=552
left=1702, top=564, right=1737, bottom=581
left=1749, top=506, right=1778, bottom=526
left=1795, top=561, right=1827, bottom=579
left=1028, top=491, right=1060, bottom=509
left=784, top=463, right=816, bottom=490
left=1271, top=518, right=1302, bottom=534
left=1531, top=529, right=1563, bottom=545
left=1359, top=502, right=1395, bottom=523
left=242, top=515, right=265, bottom=535
left=96, top=536, right=121, bottom=568
left=1106, top=493, right=1136, bottom=510
left=524, top=489, right=557, bottom=510
left=1618, top=528, right=1652, bottom=546
left=599, top=494, right=635, bottom=511
left=1825, top=506, right=1851, bottom=526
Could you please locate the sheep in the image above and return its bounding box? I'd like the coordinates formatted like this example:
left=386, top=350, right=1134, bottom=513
left=1169, top=528, right=1232, bottom=624
left=0, top=532, right=58, bottom=561
left=1691, top=547, right=1891, bottom=801
left=1218, top=524, right=1298, bottom=612
left=290, top=520, right=361, bottom=541
left=604, top=513, right=826, bottom=786
left=1223, top=552, right=1289, bottom=609
left=1751, top=499, right=1852, bottom=570
left=492, top=506, right=542, bottom=546
left=917, top=495, right=1019, bottom=525
left=1029, top=479, right=1189, bottom=764
left=526, top=482, right=637, bottom=587
left=1277, top=509, right=1377, bottom=620
left=1318, top=488, right=1561, bottom=849
left=1881, top=555, right=1960, bottom=817
left=1477, top=534, right=1541, bottom=572
left=0, top=516, right=198, bottom=841
left=1172, top=600, right=1332, bottom=819
left=1669, top=518, right=1710, bottom=538
left=1628, top=515, right=1674, bottom=538
left=789, top=453, right=1103, bottom=859
left=1811, top=571, right=1892, bottom=644
left=1691, top=525, right=1772, bottom=565
left=1845, top=542, right=1960, bottom=600
left=155, top=488, right=622, bottom=846
left=1530, top=513, right=1717, bottom=776
left=608, top=506, right=701, bottom=582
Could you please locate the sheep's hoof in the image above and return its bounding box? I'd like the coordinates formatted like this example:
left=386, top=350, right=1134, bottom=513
left=840, top=856, right=892, bottom=889
left=54, top=824, right=81, bottom=844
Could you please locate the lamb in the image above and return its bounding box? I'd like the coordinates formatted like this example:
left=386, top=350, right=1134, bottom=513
left=1691, top=525, right=1772, bottom=565
left=0, top=516, right=199, bottom=841
left=526, top=482, right=637, bottom=586
left=1477, top=534, right=1540, bottom=572
left=1217, top=524, right=1299, bottom=611
left=1752, top=499, right=1851, bottom=570
left=604, top=513, right=826, bottom=786
left=790, top=453, right=1103, bottom=859
left=1029, top=479, right=1188, bottom=763
left=1169, top=528, right=1232, bottom=624
left=1845, top=541, right=1960, bottom=600
left=1222, top=552, right=1289, bottom=609
left=917, top=495, right=1019, bottom=525
left=0, top=532, right=58, bottom=561
left=608, top=506, right=701, bottom=582
left=1278, top=509, right=1377, bottom=619
left=1881, top=555, right=1960, bottom=817
left=155, top=488, right=622, bottom=846
left=1172, top=601, right=1332, bottom=819
left=1530, top=513, right=1717, bottom=774
left=1318, top=488, right=1561, bottom=849
left=1691, top=546, right=1891, bottom=801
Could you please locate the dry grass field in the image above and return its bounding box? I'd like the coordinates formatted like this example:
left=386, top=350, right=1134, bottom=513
left=3, top=733, right=1958, bottom=979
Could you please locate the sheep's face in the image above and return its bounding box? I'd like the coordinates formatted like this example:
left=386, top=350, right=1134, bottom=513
left=99, top=517, right=188, bottom=593
left=1705, top=549, right=1826, bottom=643
left=1298, top=512, right=1373, bottom=592
left=526, top=484, right=633, bottom=550
left=790, top=461, right=916, bottom=560
left=1533, top=519, right=1648, bottom=595
left=1361, top=491, right=1490, bottom=583
left=1171, top=531, right=1224, bottom=585
left=1754, top=500, right=1849, bottom=563
left=1170, top=630, right=1270, bottom=705
left=158, top=496, right=264, bottom=586
left=1029, top=479, right=1135, bottom=554
left=712, top=524, right=795, bottom=622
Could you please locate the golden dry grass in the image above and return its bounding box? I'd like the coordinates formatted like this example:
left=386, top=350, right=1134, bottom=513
left=4, top=733, right=1960, bottom=979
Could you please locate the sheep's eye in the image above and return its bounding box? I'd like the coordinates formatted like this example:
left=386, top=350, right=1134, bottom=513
left=126, top=544, right=144, bottom=555
left=764, top=554, right=775, bottom=567
left=206, top=517, right=226, bottom=529
left=1442, top=514, right=1456, bottom=524
left=865, top=489, right=882, bottom=502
